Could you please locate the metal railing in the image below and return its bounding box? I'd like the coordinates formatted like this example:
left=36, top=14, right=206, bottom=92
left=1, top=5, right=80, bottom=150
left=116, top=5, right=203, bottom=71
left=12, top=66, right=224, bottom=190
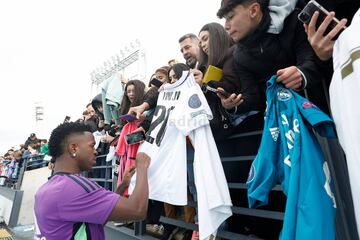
left=15, top=154, right=50, bottom=190
left=86, top=154, right=115, bottom=191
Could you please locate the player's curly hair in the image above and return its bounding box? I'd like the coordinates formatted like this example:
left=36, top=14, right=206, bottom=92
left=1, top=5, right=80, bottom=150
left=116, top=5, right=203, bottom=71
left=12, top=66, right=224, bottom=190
left=48, top=122, right=91, bottom=160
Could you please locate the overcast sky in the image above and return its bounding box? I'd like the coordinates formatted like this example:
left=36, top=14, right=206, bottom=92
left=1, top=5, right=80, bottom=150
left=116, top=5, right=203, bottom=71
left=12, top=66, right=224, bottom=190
left=0, top=0, right=223, bottom=154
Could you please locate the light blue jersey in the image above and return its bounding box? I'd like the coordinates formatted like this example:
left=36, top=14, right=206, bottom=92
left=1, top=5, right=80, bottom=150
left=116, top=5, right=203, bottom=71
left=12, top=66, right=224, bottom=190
left=247, top=75, right=337, bottom=240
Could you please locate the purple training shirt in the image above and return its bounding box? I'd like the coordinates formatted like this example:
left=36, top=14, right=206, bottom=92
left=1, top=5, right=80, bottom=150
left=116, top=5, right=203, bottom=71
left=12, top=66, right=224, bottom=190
left=34, top=172, right=119, bottom=240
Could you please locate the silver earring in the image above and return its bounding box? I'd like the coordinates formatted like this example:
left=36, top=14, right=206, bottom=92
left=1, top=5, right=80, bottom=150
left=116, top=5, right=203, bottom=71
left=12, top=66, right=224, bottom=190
left=72, top=153, right=76, bottom=157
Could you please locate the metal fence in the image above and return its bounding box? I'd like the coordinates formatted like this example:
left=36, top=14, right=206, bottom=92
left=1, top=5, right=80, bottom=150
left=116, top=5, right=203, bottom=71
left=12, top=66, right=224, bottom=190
left=1, top=154, right=50, bottom=190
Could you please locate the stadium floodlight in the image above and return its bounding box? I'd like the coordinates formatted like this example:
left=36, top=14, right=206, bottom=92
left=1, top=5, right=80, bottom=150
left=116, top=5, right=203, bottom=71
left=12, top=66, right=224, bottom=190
left=90, top=39, right=144, bottom=85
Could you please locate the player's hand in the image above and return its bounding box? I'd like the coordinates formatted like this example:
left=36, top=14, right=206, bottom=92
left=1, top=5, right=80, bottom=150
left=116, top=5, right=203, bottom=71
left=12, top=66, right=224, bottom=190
left=136, top=152, right=151, bottom=169
left=276, top=66, right=303, bottom=90
left=304, top=11, right=347, bottom=61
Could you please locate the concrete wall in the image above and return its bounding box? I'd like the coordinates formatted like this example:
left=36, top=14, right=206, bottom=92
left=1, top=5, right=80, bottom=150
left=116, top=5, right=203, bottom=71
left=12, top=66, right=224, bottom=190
left=17, top=167, right=51, bottom=225
left=0, top=187, right=23, bottom=227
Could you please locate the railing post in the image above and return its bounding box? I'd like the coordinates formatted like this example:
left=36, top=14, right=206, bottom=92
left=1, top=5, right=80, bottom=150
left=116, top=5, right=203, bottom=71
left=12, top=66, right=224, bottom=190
left=16, top=157, right=29, bottom=189
left=104, top=160, right=110, bottom=190
left=134, top=220, right=146, bottom=236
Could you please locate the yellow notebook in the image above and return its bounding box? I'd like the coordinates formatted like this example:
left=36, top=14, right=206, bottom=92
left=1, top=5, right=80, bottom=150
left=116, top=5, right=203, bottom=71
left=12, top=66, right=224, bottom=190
left=202, top=65, right=223, bottom=84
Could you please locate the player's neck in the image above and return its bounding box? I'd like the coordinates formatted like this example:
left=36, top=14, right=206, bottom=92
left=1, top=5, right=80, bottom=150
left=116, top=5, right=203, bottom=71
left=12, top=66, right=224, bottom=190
left=53, top=157, right=81, bottom=175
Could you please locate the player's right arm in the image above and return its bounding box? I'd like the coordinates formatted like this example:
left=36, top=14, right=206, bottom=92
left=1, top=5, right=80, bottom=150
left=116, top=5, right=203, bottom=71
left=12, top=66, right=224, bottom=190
left=108, top=152, right=150, bottom=221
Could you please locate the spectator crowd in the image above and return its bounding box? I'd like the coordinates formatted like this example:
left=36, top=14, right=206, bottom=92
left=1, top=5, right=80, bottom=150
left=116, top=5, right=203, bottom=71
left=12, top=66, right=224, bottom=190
left=2, top=0, right=360, bottom=239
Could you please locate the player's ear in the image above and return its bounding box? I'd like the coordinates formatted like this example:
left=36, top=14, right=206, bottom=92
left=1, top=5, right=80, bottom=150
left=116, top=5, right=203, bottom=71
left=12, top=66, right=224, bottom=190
left=66, top=141, right=78, bottom=158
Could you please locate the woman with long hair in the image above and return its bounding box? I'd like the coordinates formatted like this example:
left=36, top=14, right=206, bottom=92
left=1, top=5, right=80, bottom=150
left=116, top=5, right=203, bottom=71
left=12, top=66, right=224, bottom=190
left=120, top=80, right=146, bottom=116
left=198, top=22, right=240, bottom=93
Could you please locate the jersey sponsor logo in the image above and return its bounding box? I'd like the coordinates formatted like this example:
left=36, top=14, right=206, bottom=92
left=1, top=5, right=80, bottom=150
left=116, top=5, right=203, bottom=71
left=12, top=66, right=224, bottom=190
left=188, top=94, right=202, bottom=109
left=281, top=114, right=300, bottom=150
left=281, top=114, right=289, bottom=126
left=269, top=127, right=280, bottom=141
left=247, top=164, right=256, bottom=183
left=277, top=88, right=292, bottom=101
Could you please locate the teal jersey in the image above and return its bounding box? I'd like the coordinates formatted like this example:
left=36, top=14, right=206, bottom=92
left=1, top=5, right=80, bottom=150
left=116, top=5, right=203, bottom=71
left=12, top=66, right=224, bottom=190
left=247, top=76, right=337, bottom=240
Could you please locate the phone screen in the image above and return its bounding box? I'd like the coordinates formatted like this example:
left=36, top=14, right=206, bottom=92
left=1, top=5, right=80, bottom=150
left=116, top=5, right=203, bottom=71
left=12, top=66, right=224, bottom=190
left=125, top=131, right=146, bottom=145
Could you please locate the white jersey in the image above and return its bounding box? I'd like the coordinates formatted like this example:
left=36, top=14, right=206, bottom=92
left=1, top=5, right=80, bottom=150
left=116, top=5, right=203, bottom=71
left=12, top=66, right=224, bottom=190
left=130, top=71, right=232, bottom=239
left=330, top=8, right=360, bottom=237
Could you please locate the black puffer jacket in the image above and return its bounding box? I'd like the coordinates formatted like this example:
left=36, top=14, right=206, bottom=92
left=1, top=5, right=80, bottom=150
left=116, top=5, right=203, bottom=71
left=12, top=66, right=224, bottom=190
left=233, top=9, right=323, bottom=114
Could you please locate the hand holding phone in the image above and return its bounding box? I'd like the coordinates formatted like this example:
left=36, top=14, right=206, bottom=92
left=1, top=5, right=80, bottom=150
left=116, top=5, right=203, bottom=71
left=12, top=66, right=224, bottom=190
left=301, top=1, right=347, bottom=61
left=119, top=113, right=137, bottom=122
left=205, top=85, right=231, bottom=98
left=298, top=0, right=346, bottom=39
left=125, top=131, right=146, bottom=145
left=216, top=88, right=231, bottom=98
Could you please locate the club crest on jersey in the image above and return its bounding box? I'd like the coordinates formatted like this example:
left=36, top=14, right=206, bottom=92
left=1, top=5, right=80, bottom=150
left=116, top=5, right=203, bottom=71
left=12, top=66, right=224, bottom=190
left=302, top=101, right=319, bottom=109
left=188, top=94, right=202, bottom=109
left=247, top=164, right=256, bottom=183
left=277, top=88, right=292, bottom=101
left=269, top=127, right=279, bottom=141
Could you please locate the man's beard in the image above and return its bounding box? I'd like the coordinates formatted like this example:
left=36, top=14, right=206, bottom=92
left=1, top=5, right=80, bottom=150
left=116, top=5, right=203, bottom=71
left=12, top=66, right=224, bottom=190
left=186, top=58, right=197, bottom=69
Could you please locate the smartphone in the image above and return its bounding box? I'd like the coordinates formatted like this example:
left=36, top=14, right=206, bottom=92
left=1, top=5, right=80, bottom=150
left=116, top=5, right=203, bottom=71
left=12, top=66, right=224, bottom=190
left=150, top=78, right=163, bottom=88
left=119, top=114, right=137, bottom=122
left=205, top=85, right=231, bottom=98
left=124, top=131, right=146, bottom=145
left=298, top=0, right=345, bottom=38
left=216, top=88, right=231, bottom=98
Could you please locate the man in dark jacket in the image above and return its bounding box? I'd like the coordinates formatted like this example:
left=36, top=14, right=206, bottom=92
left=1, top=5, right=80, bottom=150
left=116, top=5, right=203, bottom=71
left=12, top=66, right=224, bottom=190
left=216, top=0, right=323, bottom=114
left=24, top=133, right=41, bottom=150
left=84, top=103, right=99, bottom=133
